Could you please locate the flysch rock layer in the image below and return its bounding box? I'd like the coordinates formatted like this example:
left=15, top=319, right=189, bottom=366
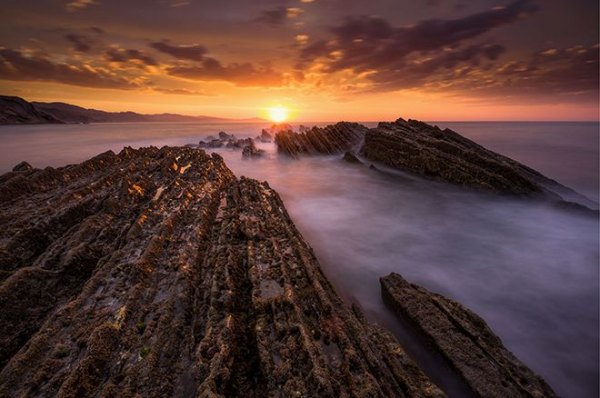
left=381, top=273, right=557, bottom=398
left=274, top=122, right=369, bottom=157
left=0, top=146, right=443, bottom=398
left=275, top=118, right=595, bottom=204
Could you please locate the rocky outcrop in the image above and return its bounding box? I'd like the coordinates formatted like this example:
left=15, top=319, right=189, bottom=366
left=0, top=96, right=63, bottom=125
left=362, top=119, right=551, bottom=196
left=242, top=140, right=266, bottom=158
left=274, top=118, right=594, bottom=204
left=381, top=273, right=556, bottom=398
left=0, top=147, right=443, bottom=397
left=11, top=161, right=33, bottom=172
left=256, top=129, right=273, bottom=143
left=275, top=122, right=369, bottom=157
left=199, top=134, right=257, bottom=151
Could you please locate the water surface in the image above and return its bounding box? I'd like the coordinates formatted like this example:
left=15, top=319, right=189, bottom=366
left=0, top=121, right=598, bottom=397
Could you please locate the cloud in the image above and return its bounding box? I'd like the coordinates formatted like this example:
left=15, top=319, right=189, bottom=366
left=65, top=33, right=93, bottom=53
left=151, top=87, right=209, bottom=96
left=166, top=58, right=284, bottom=86
left=105, top=47, right=158, bottom=66
left=300, top=0, right=537, bottom=70
left=367, top=44, right=506, bottom=91
left=0, top=47, right=140, bottom=89
left=255, top=7, right=304, bottom=25
left=488, top=44, right=599, bottom=98
left=65, top=0, right=97, bottom=12
left=296, top=34, right=309, bottom=45
left=297, top=0, right=538, bottom=92
left=150, top=41, right=207, bottom=62
left=255, top=7, right=287, bottom=25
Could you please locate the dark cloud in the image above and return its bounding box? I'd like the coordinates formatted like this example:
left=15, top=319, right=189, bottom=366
left=367, top=44, right=506, bottom=90
left=297, top=0, right=540, bottom=93
left=425, top=0, right=444, bottom=7
left=166, top=58, right=284, bottom=86
left=151, top=87, right=209, bottom=96
left=255, top=7, right=303, bottom=26
left=64, top=33, right=93, bottom=53
left=299, top=0, right=537, bottom=72
left=489, top=44, right=599, bottom=98
left=150, top=41, right=207, bottom=62
left=255, top=7, right=288, bottom=25
left=0, top=47, right=139, bottom=89
left=366, top=43, right=599, bottom=100
left=105, top=48, right=158, bottom=66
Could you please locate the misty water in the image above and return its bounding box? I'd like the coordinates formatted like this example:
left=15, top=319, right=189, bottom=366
left=0, top=121, right=598, bottom=397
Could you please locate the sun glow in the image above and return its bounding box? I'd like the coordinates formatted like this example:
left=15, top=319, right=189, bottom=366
left=267, top=106, right=289, bottom=123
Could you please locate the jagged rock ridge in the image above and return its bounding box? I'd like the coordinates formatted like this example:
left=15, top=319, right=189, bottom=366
left=275, top=122, right=369, bottom=158
left=381, top=273, right=557, bottom=397
left=275, top=118, right=593, bottom=203
left=0, top=147, right=442, bottom=397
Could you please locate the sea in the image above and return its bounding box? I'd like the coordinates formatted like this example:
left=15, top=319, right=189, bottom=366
left=0, top=121, right=598, bottom=397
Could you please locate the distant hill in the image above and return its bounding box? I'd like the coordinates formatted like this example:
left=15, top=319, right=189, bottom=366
left=0, top=96, right=63, bottom=125
left=0, top=95, right=263, bottom=125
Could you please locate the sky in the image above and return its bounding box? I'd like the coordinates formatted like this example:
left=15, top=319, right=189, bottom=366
left=0, top=0, right=598, bottom=121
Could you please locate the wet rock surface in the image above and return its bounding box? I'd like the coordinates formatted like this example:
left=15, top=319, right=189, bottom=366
left=242, top=140, right=266, bottom=158
left=11, top=161, right=33, bottom=172
left=381, top=273, right=557, bottom=398
left=0, top=146, right=443, bottom=397
left=275, top=122, right=369, bottom=157
left=362, top=119, right=551, bottom=197
left=275, top=118, right=594, bottom=205
left=256, top=129, right=273, bottom=143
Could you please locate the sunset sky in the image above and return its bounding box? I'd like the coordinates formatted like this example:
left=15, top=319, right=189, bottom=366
left=0, top=0, right=598, bottom=121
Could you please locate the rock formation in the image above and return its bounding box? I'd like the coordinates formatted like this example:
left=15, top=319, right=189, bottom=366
left=381, top=273, right=557, bottom=398
left=255, top=129, right=273, bottom=143
left=242, top=140, right=266, bottom=158
left=199, top=134, right=256, bottom=152
left=275, top=118, right=594, bottom=205
left=362, top=119, right=547, bottom=196
left=11, top=161, right=33, bottom=172
left=0, top=147, right=443, bottom=397
left=275, top=122, right=369, bottom=157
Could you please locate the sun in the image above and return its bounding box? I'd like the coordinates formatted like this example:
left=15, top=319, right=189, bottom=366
left=267, top=106, right=289, bottom=123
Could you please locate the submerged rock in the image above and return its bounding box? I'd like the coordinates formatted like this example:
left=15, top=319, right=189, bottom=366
left=381, top=273, right=557, bottom=398
left=218, top=131, right=233, bottom=140
left=255, top=129, right=273, bottom=143
left=0, top=147, right=443, bottom=397
left=226, top=137, right=253, bottom=149
left=242, top=140, right=265, bottom=158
